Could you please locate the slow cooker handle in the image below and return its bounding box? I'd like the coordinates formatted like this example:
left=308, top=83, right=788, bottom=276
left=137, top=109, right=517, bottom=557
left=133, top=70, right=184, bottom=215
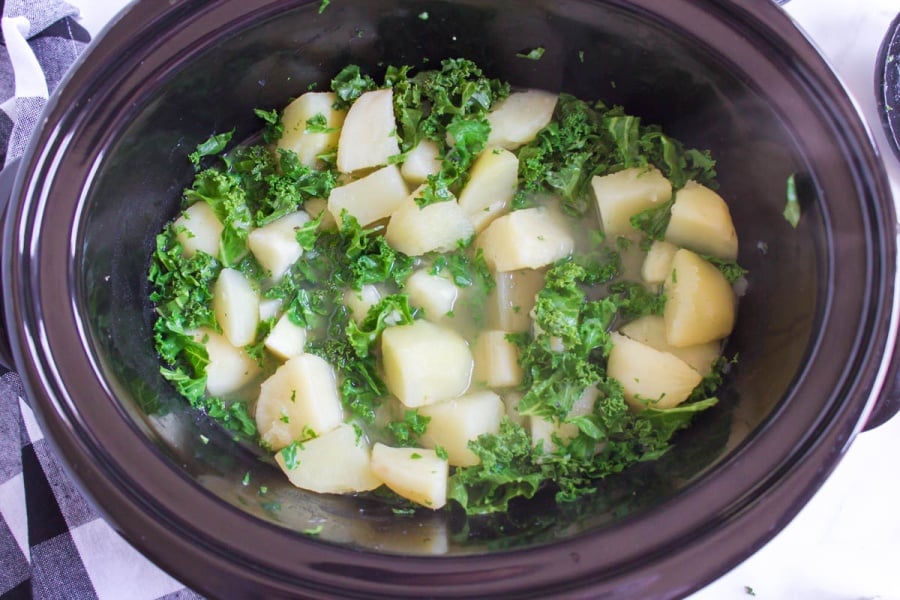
left=0, top=159, right=19, bottom=371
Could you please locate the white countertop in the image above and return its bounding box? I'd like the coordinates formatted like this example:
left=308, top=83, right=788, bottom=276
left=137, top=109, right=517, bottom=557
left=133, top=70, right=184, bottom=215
left=66, top=1, right=900, bottom=598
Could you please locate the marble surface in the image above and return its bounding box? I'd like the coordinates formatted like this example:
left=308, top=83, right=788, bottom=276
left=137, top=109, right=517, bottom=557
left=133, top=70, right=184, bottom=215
left=64, top=1, right=900, bottom=598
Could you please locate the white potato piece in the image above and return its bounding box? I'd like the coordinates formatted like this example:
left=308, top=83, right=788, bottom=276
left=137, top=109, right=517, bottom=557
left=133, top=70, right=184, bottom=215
left=664, top=249, right=736, bottom=347
left=343, top=284, right=382, bottom=324
left=405, top=270, right=458, bottom=320
left=174, top=201, right=223, bottom=258
left=370, top=444, right=448, bottom=509
left=384, top=190, right=475, bottom=256
left=641, top=240, right=679, bottom=284
left=419, top=391, right=504, bottom=466
left=607, top=332, right=702, bottom=410
left=327, top=164, right=409, bottom=228
left=502, top=391, right=528, bottom=427
left=303, top=198, right=337, bottom=230
left=620, top=315, right=720, bottom=376
left=247, top=210, right=310, bottom=280
left=400, top=139, right=442, bottom=184
left=381, top=320, right=473, bottom=407
left=258, top=297, right=283, bottom=322
left=472, top=330, right=523, bottom=388
left=213, top=268, right=259, bottom=347
left=255, top=353, right=343, bottom=450
left=277, top=91, right=346, bottom=167
left=486, top=90, right=558, bottom=150
left=530, top=386, right=597, bottom=453
left=336, top=88, right=401, bottom=173
left=193, top=328, right=261, bottom=397
left=664, top=181, right=739, bottom=261
left=486, top=268, right=546, bottom=332
left=457, top=148, right=518, bottom=232
left=275, top=423, right=381, bottom=494
left=476, top=207, right=574, bottom=272
left=264, top=314, right=307, bottom=360
left=592, top=167, right=672, bottom=238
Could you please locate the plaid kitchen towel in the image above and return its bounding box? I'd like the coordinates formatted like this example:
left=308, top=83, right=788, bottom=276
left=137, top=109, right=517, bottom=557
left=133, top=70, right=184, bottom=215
left=0, top=3, right=202, bottom=598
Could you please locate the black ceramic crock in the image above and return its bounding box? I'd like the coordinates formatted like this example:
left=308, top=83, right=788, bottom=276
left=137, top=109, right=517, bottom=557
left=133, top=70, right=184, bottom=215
left=1, top=0, right=898, bottom=598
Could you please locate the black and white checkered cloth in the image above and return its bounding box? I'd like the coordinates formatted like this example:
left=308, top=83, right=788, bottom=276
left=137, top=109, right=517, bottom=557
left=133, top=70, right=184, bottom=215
left=0, top=3, right=201, bottom=598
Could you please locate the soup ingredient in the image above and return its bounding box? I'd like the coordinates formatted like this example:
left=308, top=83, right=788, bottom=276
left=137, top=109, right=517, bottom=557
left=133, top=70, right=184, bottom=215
left=784, top=172, right=800, bottom=228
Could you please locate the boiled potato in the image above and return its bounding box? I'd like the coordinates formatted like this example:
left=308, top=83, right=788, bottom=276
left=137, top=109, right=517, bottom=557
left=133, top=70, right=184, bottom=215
left=486, top=269, right=546, bottom=332
left=620, top=315, right=720, bottom=376
left=343, top=284, right=382, bottom=324
left=193, top=328, right=261, bottom=397
left=419, top=391, right=504, bottom=466
left=213, top=268, right=259, bottom=347
left=381, top=320, right=473, bottom=407
left=247, top=210, right=310, bottom=280
left=530, top=385, right=597, bottom=453
left=664, top=249, right=736, bottom=347
left=263, top=314, right=307, bottom=360
left=472, top=330, right=523, bottom=388
left=370, top=443, right=448, bottom=509
left=327, top=164, right=409, bottom=228
left=405, top=270, right=458, bottom=320
left=592, top=167, right=672, bottom=237
left=384, top=190, right=475, bottom=256
left=174, top=201, right=223, bottom=258
left=486, top=90, right=558, bottom=150
left=258, top=297, right=282, bottom=321
left=502, top=391, right=528, bottom=427
left=303, top=198, right=337, bottom=230
left=476, top=207, right=574, bottom=272
left=400, top=139, right=442, bottom=184
left=457, top=148, right=518, bottom=232
left=255, top=353, right=343, bottom=450
left=664, top=181, right=738, bottom=260
left=277, top=91, right=346, bottom=167
left=336, top=88, right=400, bottom=173
left=641, top=240, right=679, bottom=284
left=275, top=423, right=381, bottom=494
left=607, top=332, right=702, bottom=410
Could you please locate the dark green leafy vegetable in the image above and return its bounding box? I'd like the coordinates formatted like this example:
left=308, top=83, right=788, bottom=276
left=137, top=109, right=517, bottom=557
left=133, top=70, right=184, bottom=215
left=516, top=47, right=546, bottom=60
left=189, top=130, right=234, bottom=169
left=388, top=409, right=431, bottom=447
left=784, top=173, right=800, bottom=228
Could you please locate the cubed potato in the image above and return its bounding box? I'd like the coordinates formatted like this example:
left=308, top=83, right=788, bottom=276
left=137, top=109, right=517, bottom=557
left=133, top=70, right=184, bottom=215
left=384, top=190, right=475, bottom=256
left=303, top=197, right=337, bottom=230
left=255, top=353, right=343, bottom=450
left=370, top=443, right=448, bottom=509
left=327, top=164, right=409, bottom=228
left=381, top=320, right=473, bottom=407
left=486, top=90, right=558, bottom=150
left=472, top=330, right=523, bottom=388
left=277, top=91, right=346, bottom=167
left=343, top=284, right=382, bottom=324
left=664, top=181, right=738, bottom=261
left=258, top=297, right=283, bottom=322
left=213, top=268, right=259, bottom=347
left=607, top=332, right=702, bottom=410
left=530, top=386, right=597, bottom=453
left=247, top=210, right=310, bottom=280
left=419, top=391, right=504, bottom=466
left=193, top=328, right=261, bottom=397
left=336, top=88, right=401, bottom=173
left=532, top=319, right=566, bottom=352
left=664, top=249, right=736, bottom=347
left=592, top=167, right=672, bottom=237
left=457, top=148, right=518, bottom=232
left=400, top=139, right=442, bottom=185
left=275, top=423, right=381, bottom=494
left=174, top=201, right=223, bottom=258
left=486, top=269, right=546, bottom=332
left=502, top=391, right=528, bottom=427
left=642, top=240, right=679, bottom=284
left=264, top=314, right=307, bottom=360
left=476, top=207, right=574, bottom=272
left=620, top=315, right=720, bottom=376
left=405, top=270, right=458, bottom=320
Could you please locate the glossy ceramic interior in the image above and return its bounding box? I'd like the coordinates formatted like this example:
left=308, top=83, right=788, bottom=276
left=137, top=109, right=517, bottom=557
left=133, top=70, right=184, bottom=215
left=3, top=0, right=894, bottom=597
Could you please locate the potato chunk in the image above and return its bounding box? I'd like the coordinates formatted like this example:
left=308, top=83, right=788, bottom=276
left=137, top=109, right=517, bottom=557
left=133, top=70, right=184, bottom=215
left=592, top=167, right=672, bottom=237
left=486, top=90, right=558, bottom=150
left=419, top=391, right=504, bottom=466
left=620, top=315, right=720, bottom=376
left=370, top=444, right=448, bottom=509
left=213, top=268, right=259, bottom=347
left=255, top=354, right=343, bottom=450
left=607, top=333, right=702, bottom=410
left=400, top=139, right=442, bottom=185
left=476, top=207, right=574, bottom=272
left=486, top=269, right=546, bottom=332
left=457, top=148, right=518, bottom=232
left=664, top=249, right=736, bottom=347
left=247, top=210, right=310, bottom=280
left=343, top=284, right=382, bottom=324
left=194, top=328, right=261, bottom=397
left=664, top=181, right=738, bottom=260
left=384, top=191, right=475, bottom=256
left=405, top=270, right=458, bottom=320
left=263, top=314, right=307, bottom=360
left=472, top=330, right=523, bottom=388
left=275, top=423, right=381, bottom=494
left=530, top=386, right=597, bottom=453
left=327, top=164, right=409, bottom=228
left=641, top=240, right=679, bottom=284
left=174, top=201, right=223, bottom=258
left=277, top=91, right=346, bottom=167
left=336, top=88, right=400, bottom=173
left=381, top=320, right=473, bottom=407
